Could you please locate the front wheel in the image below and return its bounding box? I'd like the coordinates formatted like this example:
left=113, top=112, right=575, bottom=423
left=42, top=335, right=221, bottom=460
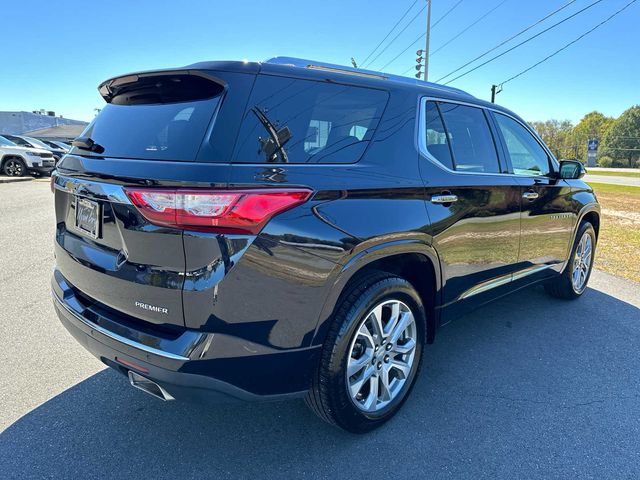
left=3, top=158, right=28, bottom=177
left=306, top=273, right=426, bottom=433
left=545, top=222, right=596, bottom=299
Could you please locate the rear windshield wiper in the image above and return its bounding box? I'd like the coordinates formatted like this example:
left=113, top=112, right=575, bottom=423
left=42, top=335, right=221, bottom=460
left=72, top=137, right=105, bottom=154
left=251, top=107, right=291, bottom=163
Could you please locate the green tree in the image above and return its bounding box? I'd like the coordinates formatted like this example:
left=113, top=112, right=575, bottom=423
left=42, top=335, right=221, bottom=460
left=572, top=111, right=614, bottom=161
left=529, top=119, right=576, bottom=159
left=602, top=105, right=640, bottom=168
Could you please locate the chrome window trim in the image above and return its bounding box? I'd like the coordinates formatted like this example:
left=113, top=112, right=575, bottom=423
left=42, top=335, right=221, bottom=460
left=417, top=96, right=559, bottom=177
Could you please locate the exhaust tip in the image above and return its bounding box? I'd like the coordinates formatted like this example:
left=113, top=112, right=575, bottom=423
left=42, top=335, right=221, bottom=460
left=128, top=371, right=175, bottom=401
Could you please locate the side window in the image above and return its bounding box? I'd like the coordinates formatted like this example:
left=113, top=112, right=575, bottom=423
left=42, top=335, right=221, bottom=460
left=494, top=113, right=550, bottom=176
left=233, top=76, right=389, bottom=164
left=424, top=101, right=454, bottom=169
left=438, top=103, right=501, bottom=173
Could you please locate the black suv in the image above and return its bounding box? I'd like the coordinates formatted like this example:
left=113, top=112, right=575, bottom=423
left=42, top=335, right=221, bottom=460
left=52, top=58, right=599, bottom=433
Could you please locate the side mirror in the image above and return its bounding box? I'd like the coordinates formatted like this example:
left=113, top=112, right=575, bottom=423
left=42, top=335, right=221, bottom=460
left=558, top=160, right=585, bottom=179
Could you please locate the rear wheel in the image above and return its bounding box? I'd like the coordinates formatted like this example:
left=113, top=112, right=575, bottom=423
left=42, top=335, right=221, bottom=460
left=545, top=222, right=596, bottom=299
left=2, top=158, right=28, bottom=177
left=306, top=273, right=425, bottom=433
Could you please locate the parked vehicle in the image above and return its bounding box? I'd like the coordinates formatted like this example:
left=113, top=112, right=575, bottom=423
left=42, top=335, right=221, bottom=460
left=3, top=134, right=67, bottom=162
left=51, top=58, right=600, bottom=433
left=0, top=135, right=55, bottom=176
left=36, top=138, right=71, bottom=153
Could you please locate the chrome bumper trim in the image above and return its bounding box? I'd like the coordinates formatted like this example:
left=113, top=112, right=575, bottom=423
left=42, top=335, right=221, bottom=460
left=52, top=290, right=189, bottom=361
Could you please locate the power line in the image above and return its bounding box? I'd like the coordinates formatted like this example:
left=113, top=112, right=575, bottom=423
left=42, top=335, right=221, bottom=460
left=362, top=4, right=427, bottom=68
left=435, top=0, right=580, bottom=83
left=441, top=0, right=606, bottom=85
left=431, top=0, right=510, bottom=57
left=380, top=0, right=466, bottom=71
left=432, top=0, right=466, bottom=29
left=359, top=0, right=420, bottom=67
left=498, top=0, right=638, bottom=86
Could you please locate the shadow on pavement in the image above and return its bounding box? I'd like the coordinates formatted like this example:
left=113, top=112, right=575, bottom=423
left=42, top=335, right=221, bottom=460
left=2, top=286, right=639, bottom=479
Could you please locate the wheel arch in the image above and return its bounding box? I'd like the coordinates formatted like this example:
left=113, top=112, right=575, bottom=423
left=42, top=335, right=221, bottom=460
left=312, top=240, right=442, bottom=347
left=0, top=154, right=27, bottom=168
left=560, top=202, right=600, bottom=274
left=581, top=210, right=600, bottom=239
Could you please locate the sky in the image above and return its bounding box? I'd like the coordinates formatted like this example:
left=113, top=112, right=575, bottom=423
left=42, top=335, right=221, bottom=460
left=1, top=0, right=637, bottom=124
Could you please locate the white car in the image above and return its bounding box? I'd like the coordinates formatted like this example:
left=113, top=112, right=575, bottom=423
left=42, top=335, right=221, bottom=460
left=0, top=135, right=55, bottom=177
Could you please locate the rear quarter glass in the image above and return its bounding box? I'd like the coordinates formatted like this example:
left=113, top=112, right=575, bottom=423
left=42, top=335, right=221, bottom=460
left=232, top=75, right=389, bottom=164
left=76, top=73, right=224, bottom=162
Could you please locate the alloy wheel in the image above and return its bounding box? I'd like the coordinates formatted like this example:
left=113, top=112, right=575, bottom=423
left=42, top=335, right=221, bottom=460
left=572, top=232, right=593, bottom=292
left=346, top=299, right=417, bottom=413
left=5, top=159, right=24, bottom=177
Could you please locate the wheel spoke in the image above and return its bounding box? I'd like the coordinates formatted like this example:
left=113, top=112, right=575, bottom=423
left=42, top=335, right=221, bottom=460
left=379, top=365, right=392, bottom=401
left=349, top=364, right=375, bottom=398
left=362, top=375, right=379, bottom=411
left=389, top=359, right=411, bottom=379
left=383, top=302, right=401, bottom=336
left=347, top=349, right=373, bottom=377
left=369, top=304, right=384, bottom=339
left=393, top=337, right=416, bottom=355
left=390, top=311, right=413, bottom=344
left=357, top=323, right=375, bottom=349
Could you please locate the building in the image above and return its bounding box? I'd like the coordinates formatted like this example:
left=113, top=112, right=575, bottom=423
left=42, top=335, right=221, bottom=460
left=0, top=111, right=88, bottom=139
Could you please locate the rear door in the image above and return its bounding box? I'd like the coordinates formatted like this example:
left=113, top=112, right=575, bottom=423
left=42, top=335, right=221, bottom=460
left=491, top=112, right=574, bottom=276
left=53, top=70, right=238, bottom=328
left=419, top=100, right=522, bottom=308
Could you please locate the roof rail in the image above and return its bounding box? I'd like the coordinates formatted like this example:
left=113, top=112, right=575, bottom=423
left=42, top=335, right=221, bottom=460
left=264, top=57, right=473, bottom=97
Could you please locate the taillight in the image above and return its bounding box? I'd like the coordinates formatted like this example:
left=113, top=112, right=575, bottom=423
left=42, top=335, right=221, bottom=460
left=124, top=188, right=312, bottom=234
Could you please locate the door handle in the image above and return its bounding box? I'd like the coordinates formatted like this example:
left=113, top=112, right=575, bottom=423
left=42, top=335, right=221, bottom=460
left=431, top=194, right=458, bottom=204
left=522, top=191, right=539, bottom=200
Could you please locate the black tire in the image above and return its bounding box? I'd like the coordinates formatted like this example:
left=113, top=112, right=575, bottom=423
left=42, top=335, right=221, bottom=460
left=544, top=221, right=596, bottom=300
left=306, top=272, right=426, bottom=433
left=2, top=157, right=28, bottom=177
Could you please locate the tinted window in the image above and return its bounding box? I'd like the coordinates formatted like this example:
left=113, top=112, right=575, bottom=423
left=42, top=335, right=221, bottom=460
left=6, top=136, right=30, bottom=147
left=78, top=74, right=224, bottom=161
left=233, top=76, right=388, bottom=163
left=424, top=101, right=453, bottom=169
left=494, top=113, right=550, bottom=176
left=438, top=103, right=500, bottom=173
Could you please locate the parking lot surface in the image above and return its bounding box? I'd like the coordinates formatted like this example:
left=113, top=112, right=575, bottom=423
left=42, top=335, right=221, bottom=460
left=1, top=180, right=639, bottom=479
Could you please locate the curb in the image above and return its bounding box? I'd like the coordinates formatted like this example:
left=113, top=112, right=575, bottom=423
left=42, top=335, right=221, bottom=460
left=0, top=176, right=35, bottom=184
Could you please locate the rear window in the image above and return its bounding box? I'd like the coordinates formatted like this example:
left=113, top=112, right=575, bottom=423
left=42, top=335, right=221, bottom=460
left=233, top=76, right=389, bottom=164
left=77, top=74, right=224, bottom=161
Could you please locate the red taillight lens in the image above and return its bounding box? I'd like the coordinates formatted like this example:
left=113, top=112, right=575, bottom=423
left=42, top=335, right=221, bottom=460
left=124, top=188, right=312, bottom=234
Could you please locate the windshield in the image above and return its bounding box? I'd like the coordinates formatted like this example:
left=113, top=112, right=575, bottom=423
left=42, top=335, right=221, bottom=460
left=21, top=136, right=51, bottom=149
left=0, top=136, right=18, bottom=147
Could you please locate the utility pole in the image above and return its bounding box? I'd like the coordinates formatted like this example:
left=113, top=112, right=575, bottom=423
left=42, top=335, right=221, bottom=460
left=424, top=0, right=432, bottom=81
left=490, top=84, right=502, bottom=103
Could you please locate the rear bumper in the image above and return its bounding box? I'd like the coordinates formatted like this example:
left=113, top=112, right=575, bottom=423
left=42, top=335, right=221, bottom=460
left=52, top=271, right=319, bottom=402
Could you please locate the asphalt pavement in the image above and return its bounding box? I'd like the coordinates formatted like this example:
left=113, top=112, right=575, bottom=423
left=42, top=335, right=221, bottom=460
left=584, top=174, right=640, bottom=187
left=1, top=180, right=639, bottom=479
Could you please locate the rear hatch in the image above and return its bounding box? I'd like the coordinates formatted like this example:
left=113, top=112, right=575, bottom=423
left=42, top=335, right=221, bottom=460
left=53, top=70, right=235, bottom=329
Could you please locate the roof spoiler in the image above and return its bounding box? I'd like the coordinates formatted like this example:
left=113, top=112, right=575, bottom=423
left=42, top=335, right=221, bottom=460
left=97, top=69, right=222, bottom=103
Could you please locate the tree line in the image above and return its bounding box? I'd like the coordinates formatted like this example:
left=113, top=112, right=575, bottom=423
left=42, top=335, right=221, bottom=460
left=528, top=105, right=640, bottom=168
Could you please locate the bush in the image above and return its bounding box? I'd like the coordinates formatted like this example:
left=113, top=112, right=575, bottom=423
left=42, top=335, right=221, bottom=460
left=597, top=156, right=627, bottom=168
